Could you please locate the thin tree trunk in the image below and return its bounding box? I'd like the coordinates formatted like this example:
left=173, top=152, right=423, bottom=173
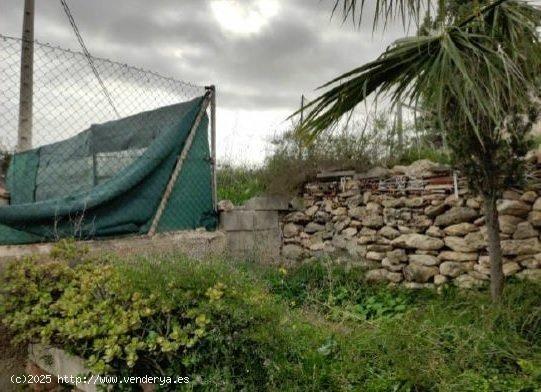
left=483, top=194, right=504, bottom=301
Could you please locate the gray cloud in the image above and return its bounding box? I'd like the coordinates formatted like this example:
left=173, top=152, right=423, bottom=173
left=0, top=0, right=403, bottom=112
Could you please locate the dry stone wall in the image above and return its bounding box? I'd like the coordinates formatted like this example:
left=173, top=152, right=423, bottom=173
left=281, top=160, right=541, bottom=289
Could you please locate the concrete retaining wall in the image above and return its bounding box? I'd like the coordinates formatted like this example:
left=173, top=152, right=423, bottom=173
left=0, top=230, right=226, bottom=269
left=219, top=197, right=289, bottom=263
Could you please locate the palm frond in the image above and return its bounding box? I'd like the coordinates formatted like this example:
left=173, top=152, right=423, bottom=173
left=301, top=1, right=540, bottom=144
left=331, top=0, right=429, bottom=27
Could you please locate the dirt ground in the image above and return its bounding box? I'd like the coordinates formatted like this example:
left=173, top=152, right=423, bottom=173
left=0, top=325, right=27, bottom=392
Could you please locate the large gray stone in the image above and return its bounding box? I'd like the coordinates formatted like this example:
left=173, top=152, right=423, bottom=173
left=382, top=257, right=404, bottom=272
left=408, top=254, right=439, bottom=266
left=314, top=211, right=331, bottom=223
left=283, top=223, right=300, bottom=238
left=366, top=251, right=386, bottom=261
left=501, top=238, right=541, bottom=256
left=382, top=197, right=404, bottom=208
left=434, top=274, right=449, bottom=285
left=425, top=203, right=447, bottom=218
left=497, top=200, right=530, bottom=218
left=378, top=226, right=400, bottom=239
left=440, top=262, right=467, bottom=277
left=503, top=262, right=522, bottom=276
left=386, top=248, right=408, bottom=263
left=404, top=264, right=439, bottom=283
left=282, top=244, right=304, bottom=260
left=454, top=274, right=486, bottom=289
left=520, top=258, right=541, bottom=269
left=444, top=236, right=478, bottom=253
left=466, top=198, right=481, bottom=209
left=438, top=251, right=478, bottom=262
left=434, top=207, right=478, bottom=227
left=358, top=235, right=377, bottom=245
left=366, top=202, right=383, bottom=213
left=443, top=223, right=478, bottom=236
left=502, top=190, right=521, bottom=200
left=334, top=217, right=351, bottom=232
left=499, top=215, right=524, bottom=234
left=361, top=214, right=384, bottom=228
left=391, top=234, right=444, bottom=251
left=346, top=195, right=363, bottom=208
left=285, top=211, right=310, bottom=224
left=520, top=191, right=537, bottom=203
left=513, top=222, right=538, bottom=239
left=405, top=197, right=425, bottom=208
left=425, top=226, right=444, bottom=238
left=305, top=205, right=319, bottom=217
left=342, top=227, right=358, bottom=238
left=402, top=159, right=442, bottom=177
left=532, top=197, right=541, bottom=211
left=527, top=210, right=541, bottom=227
left=464, top=232, right=486, bottom=250
left=332, top=207, right=348, bottom=216
left=217, top=199, right=234, bottom=212
left=304, top=222, right=325, bottom=234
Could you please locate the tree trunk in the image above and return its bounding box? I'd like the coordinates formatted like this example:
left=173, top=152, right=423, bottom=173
left=483, top=194, right=504, bottom=301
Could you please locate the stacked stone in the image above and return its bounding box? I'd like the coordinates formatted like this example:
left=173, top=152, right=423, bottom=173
left=281, top=167, right=541, bottom=289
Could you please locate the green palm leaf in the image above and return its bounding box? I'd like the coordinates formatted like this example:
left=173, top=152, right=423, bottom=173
left=300, top=1, right=540, bottom=144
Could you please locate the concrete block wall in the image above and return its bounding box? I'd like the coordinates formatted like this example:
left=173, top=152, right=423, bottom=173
left=219, top=196, right=288, bottom=262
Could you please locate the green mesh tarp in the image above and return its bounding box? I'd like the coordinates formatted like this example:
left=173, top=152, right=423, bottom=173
left=0, top=96, right=216, bottom=245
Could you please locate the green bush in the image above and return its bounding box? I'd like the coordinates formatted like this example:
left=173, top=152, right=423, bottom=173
left=1, top=255, right=540, bottom=391
left=0, top=256, right=309, bottom=390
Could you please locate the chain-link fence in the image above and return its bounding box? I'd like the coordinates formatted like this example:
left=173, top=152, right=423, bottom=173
left=0, top=35, right=217, bottom=245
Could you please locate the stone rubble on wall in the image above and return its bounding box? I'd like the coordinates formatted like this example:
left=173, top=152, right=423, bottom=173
left=281, top=160, right=541, bottom=289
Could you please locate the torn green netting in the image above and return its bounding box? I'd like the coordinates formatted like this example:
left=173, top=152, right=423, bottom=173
left=0, top=96, right=216, bottom=245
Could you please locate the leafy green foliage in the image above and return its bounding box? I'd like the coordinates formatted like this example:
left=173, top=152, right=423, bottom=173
left=0, top=256, right=301, bottom=390
left=263, top=260, right=420, bottom=321
left=352, top=291, right=409, bottom=320
left=1, top=255, right=540, bottom=391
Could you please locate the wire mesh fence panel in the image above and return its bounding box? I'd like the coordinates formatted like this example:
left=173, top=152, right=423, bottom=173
left=0, top=35, right=216, bottom=245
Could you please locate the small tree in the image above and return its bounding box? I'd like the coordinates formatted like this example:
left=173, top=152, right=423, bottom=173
left=300, top=0, right=541, bottom=301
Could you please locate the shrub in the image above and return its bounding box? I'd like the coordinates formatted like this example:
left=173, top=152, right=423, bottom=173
left=1, top=255, right=540, bottom=391
left=0, top=256, right=310, bottom=390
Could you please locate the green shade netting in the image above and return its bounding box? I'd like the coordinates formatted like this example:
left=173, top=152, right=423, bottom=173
left=0, top=96, right=216, bottom=245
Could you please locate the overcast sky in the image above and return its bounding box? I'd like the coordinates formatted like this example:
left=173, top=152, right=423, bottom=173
left=0, top=1, right=468, bottom=163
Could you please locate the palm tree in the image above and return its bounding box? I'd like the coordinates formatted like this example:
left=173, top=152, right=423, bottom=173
left=300, top=0, right=541, bottom=301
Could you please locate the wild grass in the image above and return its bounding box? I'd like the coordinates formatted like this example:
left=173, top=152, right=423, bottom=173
left=217, top=165, right=265, bottom=205
left=3, top=252, right=540, bottom=391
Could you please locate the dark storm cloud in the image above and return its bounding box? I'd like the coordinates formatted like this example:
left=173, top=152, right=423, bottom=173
left=0, top=0, right=403, bottom=111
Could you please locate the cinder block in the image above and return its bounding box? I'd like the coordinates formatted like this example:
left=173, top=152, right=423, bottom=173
left=243, top=196, right=289, bottom=211
left=220, top=210, right=255, bottom=231
left=254, top=229, right=282, bottom=262
left=254, top=211, right=279, bottom=230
